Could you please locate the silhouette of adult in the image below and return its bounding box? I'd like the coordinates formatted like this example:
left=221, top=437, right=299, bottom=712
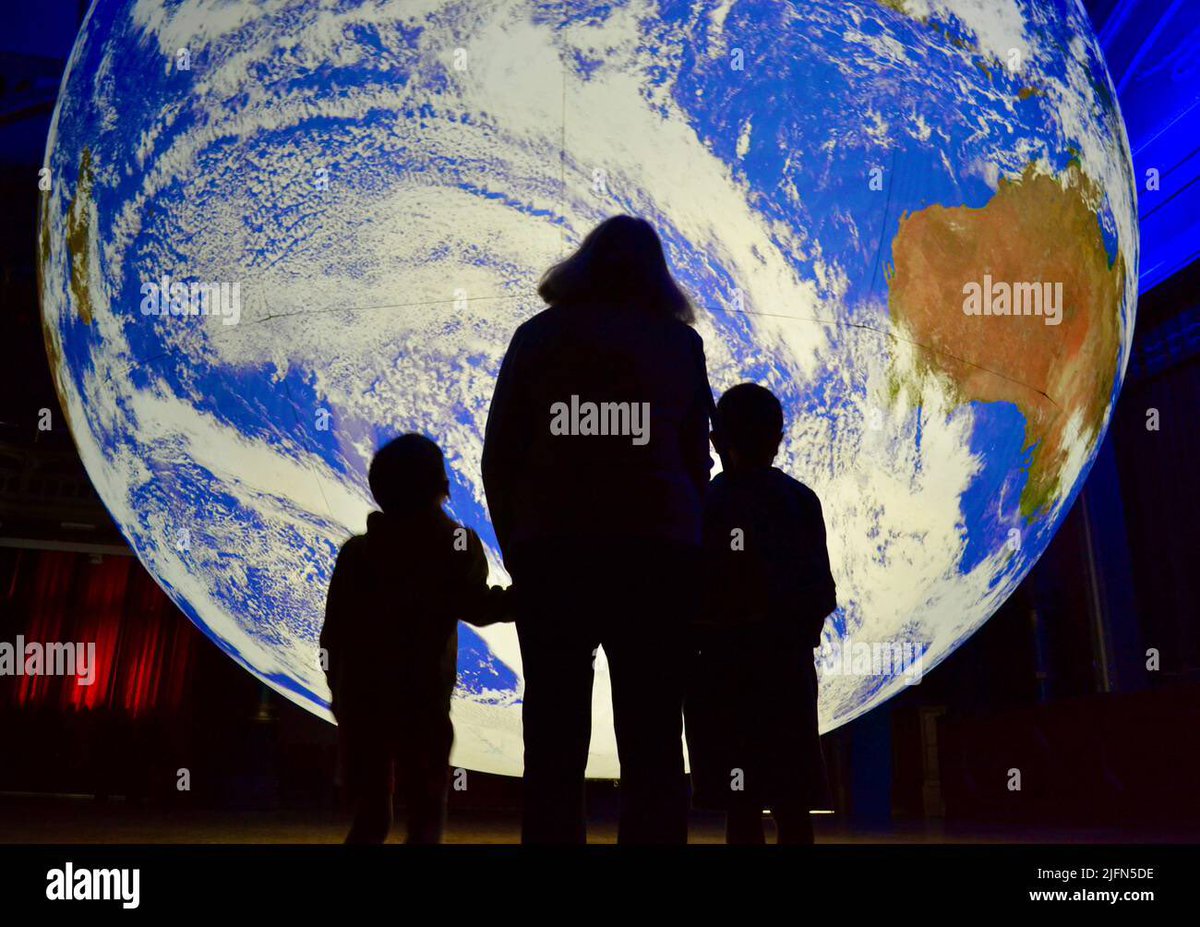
left=482, top=216, right=714, bottom=844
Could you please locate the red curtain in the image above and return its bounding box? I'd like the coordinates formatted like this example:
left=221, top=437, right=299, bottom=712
left=64, top=553, right=127, bottom=711
left=1, top=548, right=195, bottom=716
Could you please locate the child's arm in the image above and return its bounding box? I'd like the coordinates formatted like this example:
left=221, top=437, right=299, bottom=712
left=457, top=530, right=516, bottom=626
left=466, top=584, right=516, bottom=626
left=795, top=494, right=837, bottom=648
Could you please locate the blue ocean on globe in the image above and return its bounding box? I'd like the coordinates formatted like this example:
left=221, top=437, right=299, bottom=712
left=40, top=0, right=1136, bottom=776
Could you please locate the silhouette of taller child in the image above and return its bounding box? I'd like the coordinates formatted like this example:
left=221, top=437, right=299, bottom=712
left=685, top=384, right=837, bottom=844
left=483, top=216, right=715, bottom=844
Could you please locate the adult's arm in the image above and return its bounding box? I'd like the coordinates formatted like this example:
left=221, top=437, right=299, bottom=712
left=320, top=538, right=362, bottom=699
left=681, top=326, right=715, bottom=498
left=481, top=323, right=531, bottom=559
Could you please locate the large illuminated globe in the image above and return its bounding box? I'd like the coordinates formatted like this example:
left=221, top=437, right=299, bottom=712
left=40, top=0, right=1136, bottom=776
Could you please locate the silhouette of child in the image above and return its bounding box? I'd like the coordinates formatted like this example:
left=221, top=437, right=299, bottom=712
left=320, top=433, right=511, bottom=843
left=685, top=384, right=837, bottom=845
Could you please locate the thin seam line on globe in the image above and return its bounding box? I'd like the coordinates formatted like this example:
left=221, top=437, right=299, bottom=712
left=97, top=292, right=528, bottom=385
left=97, top=293, right=1063, bottom=410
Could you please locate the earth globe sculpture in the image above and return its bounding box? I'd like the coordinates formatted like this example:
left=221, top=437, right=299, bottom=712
left=40, top=0, right=1137, bottom=776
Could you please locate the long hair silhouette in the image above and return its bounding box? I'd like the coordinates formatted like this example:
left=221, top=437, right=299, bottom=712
left=537, top=215, right=694, bottom=323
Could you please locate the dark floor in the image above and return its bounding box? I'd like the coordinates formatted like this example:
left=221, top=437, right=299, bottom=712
left=2, top=795, right=1196, bottom=844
